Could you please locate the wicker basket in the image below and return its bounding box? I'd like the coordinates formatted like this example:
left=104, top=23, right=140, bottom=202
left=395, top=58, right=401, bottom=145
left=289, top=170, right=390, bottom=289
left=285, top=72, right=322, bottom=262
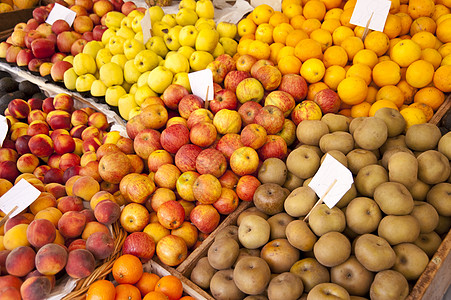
left=60, top=221, right=127, bottom=300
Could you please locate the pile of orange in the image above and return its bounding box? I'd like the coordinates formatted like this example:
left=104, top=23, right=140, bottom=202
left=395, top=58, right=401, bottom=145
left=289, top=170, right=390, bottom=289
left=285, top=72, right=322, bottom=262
left=236, top=0, right=451, bottom=127
left=86, top=254, right=194, bottom=300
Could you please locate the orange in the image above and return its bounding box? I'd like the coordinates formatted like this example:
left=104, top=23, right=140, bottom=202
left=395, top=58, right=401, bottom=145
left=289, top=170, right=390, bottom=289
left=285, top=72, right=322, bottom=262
left=283, top=3, right=303, bottom=20
left=180, top=297, right=196, bottom=300
left=343, top=0, right=356, bottom=10
left=408, top=0, right=435, bottom=19
left=437, top=18, right=451, bottom=43
left=277, top=46, right=295, bottom=62
left=155, top=275, right=183, bottom=300
left=332, top=26, right=355, bottom=46
left=247, top=40, right=271, bottom=60
left=389, top=38, right=402, bottom=57
left=285, top=29, right=308, bottom=47
left=346, top=63, right=372, bottom=85
left=282, top=0, right=301, bottom=10
left=376, top=85, right=405, bottom=108
left=324, top=8, right=343, bottom=20
left=269, top=11, right=290, bottom=27
left=442, top=53, right=451, bottom=65
left=383, top=14, right=402, bottom=39
left=397, top=80, right=418, bottom=104
left=390, top=0, right=401, bottom=13
left=255, top=23, right=274, bottom=44
left=353, top=49, right=379, bottom=68
left=112, top=254, right=143, bottom=285
left=378, top=55, right=392, bottom=63
left=252, top=4, right=275, bottom=25
left=365, top=85, right=379, bottom=104
left=400, top=107, right=427, bottom=129
left=323, top=45, right=348, bottom=68
left=321, top=18, right=341, bottom=34
left=432, top=5, right=451, bottom=21
left=340, top=7, right=355, bottom=28
left=115, top=284, right=141, bottom=300
left=310, top=28, right=332, bottom=51
left=300, top=18, right=322, bottom=35
left=409, top=102, right=434, bottom=121
left=372, top=60, right=402, bottom=87
left=390, top=39, right=422, bottom=67
left=364, top=31, right=390, bottom=56
left=136, top=272, right=161, bottom=296
left=436, top=14, right=451, bottom=26
left=303, top=0, right=326, bottom=21
left=269, top=42, right=285, bottom=63
left=143, top=291, right=168, bottom=300
left=307, top=82, right=329, bottom=100
left=339, top=108, right=352, bottom=116
left=414, top=86, right=446, bottom=110
left=86, top=280, right=116, bottom=300
left=337, top=76, right=368, bottom=105
left=278, top=55, right=302, bottom=75
left=406, top=59, right=435, bottom=88
left=421, top=48, right=442, bottom=69
left=411, top=31, right=437, bottom=49
left=273, top=23, right=294, bottom=44
left=321, top=0, right=341, bottom=10
left=410, top=17, right=437, bottom=36
left=340, top=36, right=364, bottom=60
left=300, top=58, right=326, bottom=83
left=353, top=26, right=365, bottom=39
left=290, top=15, right=306, bottom=29
left=239, top=34, right=255, bottom=42
left=369, top=100, right=399, bottom=117
left=399, top=4, right=408, bottom=13
left=351, top=101, right=371, bottom=118
left=323, top=65, right=346, bottom=90
left=237, top=19, right=257, bottom=37
left=237, top=39, right=252, bottom=56
left=396, top=12, right=413, bottom=35
left=294, top=39, right=323, bottom=61
left=438, top=42, right=451, bottom=57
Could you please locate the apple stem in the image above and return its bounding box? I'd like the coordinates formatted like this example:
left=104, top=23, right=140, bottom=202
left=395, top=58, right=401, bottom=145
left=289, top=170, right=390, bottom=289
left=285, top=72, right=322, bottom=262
left=303, top=179, right=337, bottom=222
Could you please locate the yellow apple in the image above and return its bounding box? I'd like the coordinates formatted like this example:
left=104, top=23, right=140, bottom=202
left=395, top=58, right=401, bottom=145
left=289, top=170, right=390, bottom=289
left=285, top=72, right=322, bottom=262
left=76, top=73, right=96, bottom=92
left=108, top=35, right=126, bottom=55
left=195, top=18, right=216, bottom=31
left=128, top=106, right=142, bottom=119
left=105, top=11, right=126, bottom=29
left=165, top=53, right=190, bottom=74
left=95, top=48, right=113, bottom=69
left=118, top=94, right=138, bottom=120
left=152, top=21, right=171, bottom=38
left=147, top=66, right=174, bottom=94
left=116, top=26, right=135, bottom=40
left=91, top=79, right=107, bottom=97
left=137, top=71, right=151, bottom=87
left=129, top=83, right=138, bottom=94
left=148, top=6, right=164, bottom=23
left=124, top=60, right=141, bottom=84
left=189, top=50, right=214, bottom=71
left=173, top=72, right=191, bottom=92
left=128, top=10, right=144, bottom=20
left=161, top=14, right=177, bottom=27
left=179, top=0, right=196, bottom=10
left=73, top=53, right=96, bottom=75
left=63, top=55, right=74, bottom=64
left=123, top=38, right=145, bottom=60
left=83, top=41, right=104, bottom=59
left=217, top=22, right=237, bottom=39
left=179, top=25, right=198, bottom=47
left=111, top=54, right=127, bottom=68
left=146, top=36, right=169, bottom=57
left=101, top=28, right=117, bottom=45
left=121, top=16, right=133, bottom=28
left=122, top=81, right=132, bottom=93
left=134, top=85, right=157, bottom=106
left=134, top=49, right=159, bottom=73
left=212, top=43, right=225, bottom=58
left=105, top=85, right=127, bottom=106
left=131, top=15, right=144, bottom=33
left=100, top=62, right=124, bottom=87
left=196, top=0, right=214, bottom=19
left=220, top=37, right=238, bottom=57
left=164, top=26, right=182, bottom=51
left=134, top=31, right=143, bottom=44
left=195, top=28, right=219, bottom=53
left=64, top=67, right=78, bottom=90
left=178, top=46, right=196, bottom=59
left=176, top=8, right=198, bottom=26
left=103, top=131, right=122, bottom=144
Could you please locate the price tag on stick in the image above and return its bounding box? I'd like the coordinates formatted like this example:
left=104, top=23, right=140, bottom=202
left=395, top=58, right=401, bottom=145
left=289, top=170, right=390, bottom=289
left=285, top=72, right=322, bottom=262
left=0, top=179, right=41, bottom=220
left=188, top=69, right=214, bottom=106
left=141, top=9, right=152, bottom=44
left=45, top=3, right=77, bottom=26
left=349, top=0, right=391, bottom=34
left=304, top=154, right=354, bottom=221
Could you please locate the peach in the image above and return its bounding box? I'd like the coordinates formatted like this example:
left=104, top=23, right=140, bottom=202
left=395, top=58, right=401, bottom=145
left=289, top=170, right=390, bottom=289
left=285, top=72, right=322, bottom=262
left=0, top=179, right=13, bottom=197
left=65, top=175, right=82, bottom=196
left=26, top=219, right=56, bottom=248
left=53, top=133, right=76, bottom=155
left=20, top=276, right=52, bottom=300
left=65, top=249, right=95, bottom=279
left=43, top=168, right=64, bottom=184
left=52, top=93, right=74, bottom=113
left=72, top=175, right=100, bottom=200
left=28, top=110, right=47, bottom=123
left=0, top=274, right=21, bottom=291
left=82, top=221, right=109, bottom=240
left=34, top=207, right=63, bottom=227
left=4, top=215, right=31, bottom=233
left=0, top=250, right=11, bottom=274
left=81, top=126, right=101, bottom=141
left=44, top=183, right=66, bottom=199
left=5, top=246, right=35, bottom=277
left=70, top=124, right=87, bottom=139
left=0, top=148, right=18, bottom=162
left=68, top=239, right=86, bottom=251
left=81, top=137, right=102, bottom=153
left=79, top=160, right=101, bottom=182
left=33, top=165, right=51, bottom=182
left=79, top=209, right=96, bottom=223
left=88, top=112, right=109, bottom=131
left=53, top=230, right=65, bottom=246
left=28, top=134, right=53, bottom=158
left=71, top=110, right=89, bottom=127
left=7, top=99, right=31, bottom=119
left=35, top=243, right=68, bottom=275
left=30, top=192, right=57, bottom=215
left=27, top=120, right=49, bottom=136
left=86, top=231, right=114, bottom=260
left=46, top=110, right=71, bottom=131
left=90, top=191, right=115, bottom=210
left=58, top=211, right=86, bottom=238
left=80, top=151, right=97, bottom=167
left=59, top=153, right=81, bottom=172
left=16, top=153, right=40, bottom=174
left=57, top=196, right=84, bottom=213
left=23, top=270, right=55, bottom=289
left=0, top=286, right=21, bottom=299
left=94, top=200, right=121, bottom=225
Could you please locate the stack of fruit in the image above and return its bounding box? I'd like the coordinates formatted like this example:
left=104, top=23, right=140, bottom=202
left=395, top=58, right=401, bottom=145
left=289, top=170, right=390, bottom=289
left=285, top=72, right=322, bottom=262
left=0, top=0, right=39, bottom=13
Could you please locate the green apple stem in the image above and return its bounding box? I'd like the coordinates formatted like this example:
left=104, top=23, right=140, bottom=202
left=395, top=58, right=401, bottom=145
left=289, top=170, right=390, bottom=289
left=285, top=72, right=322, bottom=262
left=0, top=205, right=18, bottom=227
left=303, top=179, right=337, bottom=222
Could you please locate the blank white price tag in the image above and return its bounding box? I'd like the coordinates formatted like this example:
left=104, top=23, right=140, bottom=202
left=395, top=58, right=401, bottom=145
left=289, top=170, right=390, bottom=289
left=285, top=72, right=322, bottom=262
left=0, top=179, right=41, bottom=219
left=308, top=154, right=354, bottom=209
left=46, top=3, right=77, bottom=26
left=349, top=0, right=391, bottom=32
left=0, top=115, right=7, bottom=146
left=141, top=9, right=152, bottom=44
left=188, top=69, right=214, bottom=101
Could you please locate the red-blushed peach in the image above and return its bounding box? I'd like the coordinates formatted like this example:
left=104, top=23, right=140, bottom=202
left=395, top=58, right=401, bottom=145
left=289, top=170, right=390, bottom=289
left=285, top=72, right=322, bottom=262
left=0, top=178, right=13, bottom=197
left=70, top=125, right=87, bottom=139
left=0, top=274, right=22, bottom=291
left=59, top=153, right=80, bottom=172
left=43, top=168, right=65, bottom=185
left=57, top=211, right=86, bottom=238
left=33, top=165, right=51, bottom=182
left=53, top=133, right=76, bottom=155
left=20, top=276, right=52, bottom=300
left=57, top=195, right=84, bottom=213
left=72, top=175, right=100, bottom=200
left=0, top=148, right=19, bottom=162
left=71, top=109, right=89, bottom=126
left=28, top=134, right=54, bottom=158
left=82, top=137, right=102, bottom=153
left=0, top=250, right=11, bottom=274
left=30, top=192, right=57, bottom=215
left=34, top=207, right=62, bottom=228
left=64, top=175, right=82, bottom=196
left=35, top=243, right=68, bottom=275
left=88, top=112, right=109, bottom=131
left=26, top=219, right=56, bottom=248
left=5, top=246, right=36, bottom=277
left=65, top=249, right=95, bottom=279
left=0, top=286, right=21, bottom=299
left=94, top=200, right=121, bottom=225
left=27, top=120, right=50, bottom=136
left=23, top=270, right=56, bottom=289
left=79, top=208, right=96, bottom=223
left=80, top=150, right=97, bottom=167
left=81, top=126, right=101, bottom=141
left=68, top=239, right=86, bottom=251
left=4, top=214, right=31, bottom=233
left=90, top=191, right=115, bottom=210
left=98, top=152, right=132, bottom=184
left=85, top=231, right=114, bottom=260
left=52, top=93, right=74, bottom=112
left=28, top=109, right=47, bottom=123
left=7, top=99, right=31, bottom=119
left=81, top=221, right=110, bottom=240
left=63, top=165, right=81, bottom=182
left=44, top=183, right=66, bottom=199
left=47, top=154, right=61, bottom=169
left=46, top=110, right=72, bottom=131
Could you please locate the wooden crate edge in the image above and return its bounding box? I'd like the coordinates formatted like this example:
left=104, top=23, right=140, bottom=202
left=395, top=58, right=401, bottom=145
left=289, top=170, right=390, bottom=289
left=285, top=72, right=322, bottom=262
left=429, top=94, right=451, bottom=125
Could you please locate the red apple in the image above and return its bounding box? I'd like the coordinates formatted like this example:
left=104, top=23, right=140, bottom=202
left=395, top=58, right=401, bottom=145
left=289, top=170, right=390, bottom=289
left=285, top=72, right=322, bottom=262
left=186, top=108, right=214, bottom=129
left=253, top=65, right=282, bottom=91
left=122, top=232, right=155, bottom=263
left=24, top=30, right=43, bottom=49
left=278, top=74, right=308, bottom=102
left=190, top=204, right=220, bottom=234
left=51, top=20, right=71, bottom=35
left=51, top=52, right=66, bottom=63
left=178, top=94, right=203, bottom=119
left=56, top=31, right=82, bottom=53
left=210, top=89, right=237, bottom=114
left=254, top=105, right=285, bottom=135
left=110, top=0, right=124, bottom=11
left=161, top=84, right=189, bottom=110
left=207, top=60, right=228, bottom=83
left=28, top=58, right=45, bottom=72
left=92, top=25, right=107, bottom=41
left=24, top=19, right=39, bottom=32
left=250, top=59, right=274, bottom=77
left=313, top=88, right=341, bottom=114
left=31, top=38, right=55, bottom=59
left=290, top=100, right=323, bottom=125
left=89, top=13, right=100, bottom=26
left=36, top=23, right=53, bottom=37
left=224, top=70, right=251, bottom=93
left=157, top=200, right=185, bottom=230
left=133, top=129, right=162, bottom=160
left=189, top=122, right=217, bottom=148
left=241, top=123, right=267, bottom=149
left=236, top=54, right=258, bottom=73
left=264, top=90, right=296, bottom=117
left=82, top=31, right=94, bottom=42
left=236, top=175, right=261, bottom=202
left=196, top=148, right=227, bottom=178
left=238, top=100, right=262, bottom=125
left=51, top=61, right=73, bottom=82
left=257, top=135, right=288, bottom=160
left=16, top=49, right=35, bottom=67
left=215, top=133, right=243, bottom=161
left=75, top=0, right=93, bottom=10
left=213, top=187, right=239, bottom=215
left=175, top=144, right=203, bottom=173
left=216, top=54, right=236, bottom=73
left=160, top=124, right=190, bottom=154
left=121, top=1, right=136, bottom=15
left=70, top=38, right=87, bottom=56
left=32, top=7, right=49, bottom=24
left=5, top=46, right=21, bottom=63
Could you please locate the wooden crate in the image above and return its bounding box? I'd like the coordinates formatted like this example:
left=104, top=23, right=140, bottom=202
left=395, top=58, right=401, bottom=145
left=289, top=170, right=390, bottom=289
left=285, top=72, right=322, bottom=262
left=429, top=94, right=451, bottom=126
left=0, top=8, right=33, bottom=32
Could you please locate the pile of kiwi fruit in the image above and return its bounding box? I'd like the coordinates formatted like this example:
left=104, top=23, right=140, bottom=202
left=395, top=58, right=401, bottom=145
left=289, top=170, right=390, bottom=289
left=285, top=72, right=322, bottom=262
left=189, top=108, right=451, bottom=300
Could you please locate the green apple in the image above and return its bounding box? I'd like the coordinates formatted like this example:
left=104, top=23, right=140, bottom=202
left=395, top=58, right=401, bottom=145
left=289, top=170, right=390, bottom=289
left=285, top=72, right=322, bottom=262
left=212, top=43, right=225, bottom=58
left=131, top=15, right=144, bottom=33
left=124, top=38, right=145, bottom=60
left=118, top=94, right=138, bottom=120
left=179, top=25, right=198, bottom=47
left=73, top=53, right=97, bottom=76
left=164, top=26, right=182, bottom=51
left=148, top=6, right=164, bottom=23
left=83, top=41, right=104, bottom=59
left=179, top=0, right=196, bottom=10
left=219, top=37, right=238, bottom=57
left=124, top=60, right=141, bottom=84
left=121, top=16, right=133, bottom=28
left=105, top=85, right=127, bottom=106
left=165, top=53, right=190, bottom=74
left=129, top=83, right=138, bottom=94
left=217, top=22, right=237, bottom=39
left=195, top=28, right=219, bottom=53
left=91, top=79, right=107, bottom=97
left=109, top=36, right=126, bottom=55
left=96, top=48, right=113, bottom=69
left=161, top=14, right=177, bottom=27
left=195, top=18, right=216, bottom=31
left=134, top=49, right=159, bottom=73
left=178, top=46, right=195, bottom=59
left=196, top=0, right=214, bottom=19
left=105, top=11, right=126, bottom=29
left=173, top=72, right=191, bottom=92
left=189, top=50, right=214, bottom=71
left=176, top=8, right=198, bottom=26
left=111, top=54, right=127, bottom=69
left=100, top=62, right=124, bottom=87
left=63, top=55, right=74, bottom=64
left=152, top=21, right=171, bottom=38
left=148, top=66, right=174, bottom=94
left=76, top=74, right=96, bottom=92
left=134, top=85, right=158, bottom=106
left=117, top=26, right=135, bottom=40
left=128, top=106, right=142, bottom=120
left=101, top=28, right=117, bottom=45
left=137, top=71, right=151, bottom=87
left=146, top=36, right=169, bottom=57
left=64, top=67, right=78, bottom=90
